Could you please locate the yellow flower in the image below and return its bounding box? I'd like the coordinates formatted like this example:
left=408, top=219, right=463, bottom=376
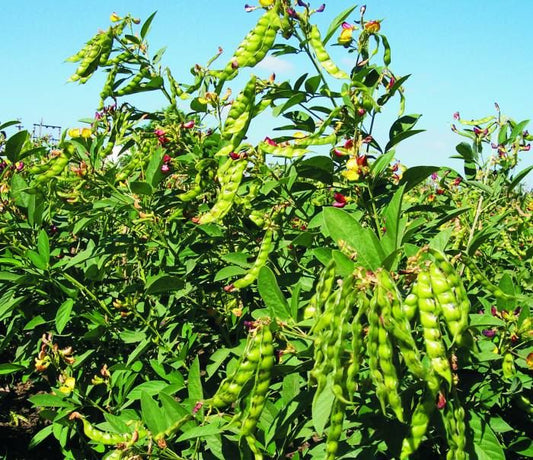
left=59, top=376, right=76, bottom=395
left=68, top=128, right=81, bottom=138
left=343, top=169, right=360, bottom=181
left=110, top=12, right=121, bottom=22
left=338, top=28, right=354, bottom=45
left=81, top=128, right=92, bottom=138
left=259, top=0, right=274, bottom=6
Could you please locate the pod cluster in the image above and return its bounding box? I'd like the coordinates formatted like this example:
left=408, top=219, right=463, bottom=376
left=307, top=250, right=472, bottom=459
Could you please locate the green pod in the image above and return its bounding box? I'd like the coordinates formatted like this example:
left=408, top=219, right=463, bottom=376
left=325, top=400, right=345, bottom=460
left=102, top=449, right=124, bottom=460
left=223, top=75, right=257, bottom=139
left=208, top=324, right=273, bottom=410
left=197, top=157, right=247, bottom=224
left=403, top=282, right=419, bottom=321
left=72, top=33, right=105, bottom=79
left=80, top=418, right=130, bottom=445
left=502, top=352, right=516, bottom=379
left=293, top=132, right=337, bottom=147
left=231, top=229, right=274, bottom=290
left=240, top=321, right=274, bottom=438
left=219, top=7, right=280, bottom=81
left=309, top=25, right=349, bottom=79
left=462, top=256, right=511, bottom=300
left=304, top=258, right=336, bottom=319
left=400, top=391, right=436, bottom=459
left=258, top=140, right=309, bottom=158
left=367, top=294, right=387, bottom=415
left=116, top=71, right=144, bottom=96
left=98, top=31, right=114, bottom=65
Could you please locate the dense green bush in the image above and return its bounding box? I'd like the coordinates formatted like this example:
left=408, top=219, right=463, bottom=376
left=1, top=2, right=531, bottom=459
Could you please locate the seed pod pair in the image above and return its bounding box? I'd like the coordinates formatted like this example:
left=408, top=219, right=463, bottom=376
left=378, top=270, right=425, bottom=380
left=304, top=258, right=336, bottom=319
left=429, top=250, right=471, bottom=346
left=69, top=31, right=108, bottom=82
left=440, top=397, right=466, bottom=460
left=209, top=320, right=273, bottom=409
left=223, top=76, right=257, bottom=140
left=196, top=156, right=248, bottom=224
left=218, top=7, right=280, bottom=82
left=240, top=320, right=274, bottom=436
left=370, top=275, right=404, bottom=421
left=34, top=150, right=72, bottom=184
left=416, top=269, right=453, bottom=387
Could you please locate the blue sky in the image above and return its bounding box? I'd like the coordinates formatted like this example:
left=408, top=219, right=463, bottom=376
left=2, top=1, right=532, bottom=177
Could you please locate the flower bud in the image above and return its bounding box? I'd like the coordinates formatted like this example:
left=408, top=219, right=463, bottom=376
left=364, top=20, right=380, bottom=33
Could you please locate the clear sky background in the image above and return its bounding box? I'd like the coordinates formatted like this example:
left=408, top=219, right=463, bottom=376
left=2, top=1, right=533, bottom=180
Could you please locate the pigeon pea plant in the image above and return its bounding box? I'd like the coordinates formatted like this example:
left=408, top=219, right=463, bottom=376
left=0, top=1, right=531, bottom=459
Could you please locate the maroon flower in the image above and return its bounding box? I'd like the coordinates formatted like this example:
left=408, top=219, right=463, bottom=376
left=182, top=120, right=195, bottom=129
left=436, top=392, right=447, bottom=410
left=332, top=192, right=347, bottom=208
left=264, top=136, right=278, bottom=146
left=453, top=111, right=460, bottom=120
left=482, top=329, right=496, bottom=338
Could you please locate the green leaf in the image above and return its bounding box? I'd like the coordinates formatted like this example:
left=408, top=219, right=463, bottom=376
left=141, top=391, right=166, bottom=436
left=469, top=412, right=505, bottom=460
left=386, top=114, right=422, bottom=151
left=371, top=150, right=396, bottom=178
left=145, top=274, right=184, bottom=294
left=296, top=156, right=333, bottom=184
left=130, top=181, right=154, bottom=195
left=509, top=164, right=533, bottom=191
left=37, top=229, right=50, bottom=266
left=332, top=250, right=355, bottom=278
left=177, top=421, right=224, bottom=442
left=323, top=207, right=385, bottom=270
left=385, top=129, right=424, bottom=152
left=455, top=142, right=477, bottom=179
left=5, top=130, right=30, bottom=163
left=55, top=299, right=74, bottom=334
left=257, top=266, right=291, bottom=321
left=27, top=194, right=45, bottom=227
left=0, top=363, right=25, bottom=375
left=305, top=75, right=322, bottom=93
left=119, top=330, right=147, bottom=344
left=128, top=381, right=169, bottom=400
left=188, top=356, right=203, bottom=403
left=381, top=185, right=405, bottom=259
left=29, top=393, right=74, bottom=408
left=145, top=147, right=165, bottom=188
left=214, top=265, right=247, bottom=282
left=26, top=250, right=47, bottom=270
left=324, top=4, right=358, bottom=45
left=140, top=11, right=157, bottom=40
left=496, top=273, right=516, bottom=311
left=312, top=378, right=335, bottom=435
left=272, top=93, right=306, bottom=117
left=509, top=119, right=529, bottom=142
left=29, top=424, right=54, bottom=449
left=10, top=174, right=30, bottom=208
left=160, top=392, right=189, bottom=422
left=399, top=166, right=440, bottom=192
